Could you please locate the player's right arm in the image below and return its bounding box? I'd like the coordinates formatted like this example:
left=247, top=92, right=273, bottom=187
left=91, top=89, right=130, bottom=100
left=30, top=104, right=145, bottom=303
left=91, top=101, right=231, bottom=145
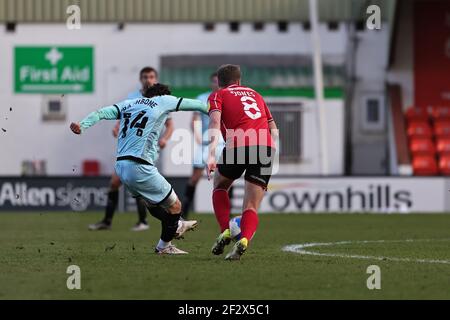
left=70, top=104, right=120, bottom=135
left=206, top=91, right=222, bottom=179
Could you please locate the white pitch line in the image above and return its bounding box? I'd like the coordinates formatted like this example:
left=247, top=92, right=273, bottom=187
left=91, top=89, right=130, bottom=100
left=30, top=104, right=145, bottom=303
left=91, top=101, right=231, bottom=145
left=282, top=239, right=450, bottom=265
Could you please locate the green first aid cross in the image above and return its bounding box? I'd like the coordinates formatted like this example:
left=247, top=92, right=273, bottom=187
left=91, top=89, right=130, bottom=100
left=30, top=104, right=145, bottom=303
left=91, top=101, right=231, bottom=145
left=14, top=46, right=94, bottom=94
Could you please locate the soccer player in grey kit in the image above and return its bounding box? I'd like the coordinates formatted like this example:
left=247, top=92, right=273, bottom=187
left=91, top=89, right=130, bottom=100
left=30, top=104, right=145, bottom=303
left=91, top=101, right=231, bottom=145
left=88, top=67, right=174, bottom=231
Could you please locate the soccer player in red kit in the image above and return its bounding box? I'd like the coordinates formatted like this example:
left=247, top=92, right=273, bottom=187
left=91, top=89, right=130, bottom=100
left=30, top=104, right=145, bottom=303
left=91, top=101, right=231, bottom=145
left=206, top=64, right=278, bottom=260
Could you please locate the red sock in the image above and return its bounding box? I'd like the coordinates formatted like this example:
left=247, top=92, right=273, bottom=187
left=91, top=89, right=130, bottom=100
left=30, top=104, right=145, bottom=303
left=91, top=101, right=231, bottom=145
left=212, top=189, right=230, bottom=232
left=240, top=209, right=259, bottom=241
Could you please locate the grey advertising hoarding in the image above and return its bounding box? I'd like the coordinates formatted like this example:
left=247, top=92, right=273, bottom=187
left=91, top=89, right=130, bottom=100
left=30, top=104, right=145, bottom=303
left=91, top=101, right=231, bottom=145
left=0, top=176, right=189, bottom=212
left=0, top=177, right=110, bottom=211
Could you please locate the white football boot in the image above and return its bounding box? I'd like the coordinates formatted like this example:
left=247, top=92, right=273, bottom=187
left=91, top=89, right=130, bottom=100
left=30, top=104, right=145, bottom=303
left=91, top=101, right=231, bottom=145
left=155, top=244, right=188, bottom=255
left=174, top=219, right=198, bottom=239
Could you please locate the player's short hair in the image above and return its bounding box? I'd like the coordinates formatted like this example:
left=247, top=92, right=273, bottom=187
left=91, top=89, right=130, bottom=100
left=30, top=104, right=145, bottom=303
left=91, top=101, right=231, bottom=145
left=143, top=83, right=171, bottom=98
left=139, top=66, right=158, bottom=78
left=216, top=64, right=241, bottom=87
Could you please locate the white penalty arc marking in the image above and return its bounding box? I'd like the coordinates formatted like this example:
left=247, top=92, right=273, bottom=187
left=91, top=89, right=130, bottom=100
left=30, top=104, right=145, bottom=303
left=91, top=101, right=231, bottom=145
left=282, top=239, right=450, bottom=265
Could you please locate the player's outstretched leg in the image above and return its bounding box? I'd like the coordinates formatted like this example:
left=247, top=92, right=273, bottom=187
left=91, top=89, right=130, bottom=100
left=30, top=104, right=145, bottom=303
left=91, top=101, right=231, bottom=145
left=225, top=181, right=264, bottom=261
left=211, top=172, right=235, bottom=255
left=88, top=174, right=121, bottom=230
left=153, top=193, right=197, bottom=255
left=121, top=162, right=197, bottom=254
left=143, top=200, right=198, bottom=240
left=154, top=199, right=185, bottom=254
left=131, top=198, right=149, bottom=231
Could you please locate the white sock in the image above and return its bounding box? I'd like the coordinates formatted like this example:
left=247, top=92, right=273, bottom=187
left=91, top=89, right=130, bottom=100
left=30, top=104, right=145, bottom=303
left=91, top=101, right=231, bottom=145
left=178, top=220, right=182, bottom=230
left=157, top=239, right=171, bottom=249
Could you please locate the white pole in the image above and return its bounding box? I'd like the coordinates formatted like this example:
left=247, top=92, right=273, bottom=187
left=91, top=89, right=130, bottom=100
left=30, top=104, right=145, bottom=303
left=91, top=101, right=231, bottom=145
left=309, top=0, right=329, bottom=175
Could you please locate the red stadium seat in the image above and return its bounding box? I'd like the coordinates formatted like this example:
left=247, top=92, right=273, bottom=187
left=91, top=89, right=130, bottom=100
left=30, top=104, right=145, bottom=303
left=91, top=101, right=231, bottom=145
left=409, top=138, right=435, bottom=155
left=82, top=160, right=100, bottom=176
left=407, top=121, right=432, bottom=138
left=439, top=154, right=450, bottom=175
left=436, top=137, right=450, bottom=154
left=412, top=155, right=438, bottom=176
left=433, top=120, right=450, bottom=137
left=405, top=106, right=429, bottom=122
left=431, top=106, right=450, bottom=120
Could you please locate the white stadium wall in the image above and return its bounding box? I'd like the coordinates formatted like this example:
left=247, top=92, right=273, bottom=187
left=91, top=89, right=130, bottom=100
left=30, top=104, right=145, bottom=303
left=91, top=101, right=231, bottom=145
left=349, top=22, right=391, bottom=175
left=166, top=98, right=344, bottom=176
left=277, top=99, right=344, bottom=175
left=0, top=23, right=347, bottom=176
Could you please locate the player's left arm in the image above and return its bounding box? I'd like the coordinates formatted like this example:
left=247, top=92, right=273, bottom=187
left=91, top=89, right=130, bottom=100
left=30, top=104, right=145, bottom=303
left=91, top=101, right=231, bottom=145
left=155, top=95, right=209, bottom=147
left=70, top=105, right=120, bottom=135
left=176, top=98, right=209, bottom=114
left=161, top=95, right=208, bottom=114
left=263, top=101, right=279, bottom=147
left=268, top=118, right=278, bottom=143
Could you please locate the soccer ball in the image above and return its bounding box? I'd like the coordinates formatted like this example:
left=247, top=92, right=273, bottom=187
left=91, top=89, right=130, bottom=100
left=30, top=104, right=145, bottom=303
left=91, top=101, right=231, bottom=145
left=229, top=215, right=242, bottom=241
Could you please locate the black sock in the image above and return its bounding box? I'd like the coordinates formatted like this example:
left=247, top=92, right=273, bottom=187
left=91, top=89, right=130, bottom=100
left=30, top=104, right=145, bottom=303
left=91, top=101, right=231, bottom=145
left=148, top=205, right=166, bottom=222
left=161, top=212, right=181, bottom=242
left=181, top=184, right=196, bottom=219
left=135, top=198, right=148, bottom=224
left=103, top=190, right=119, bottom=225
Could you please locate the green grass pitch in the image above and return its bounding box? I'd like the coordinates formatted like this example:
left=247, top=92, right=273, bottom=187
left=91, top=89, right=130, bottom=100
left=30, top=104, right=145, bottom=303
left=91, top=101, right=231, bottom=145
left=1, top=212, right=450, bottom=299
